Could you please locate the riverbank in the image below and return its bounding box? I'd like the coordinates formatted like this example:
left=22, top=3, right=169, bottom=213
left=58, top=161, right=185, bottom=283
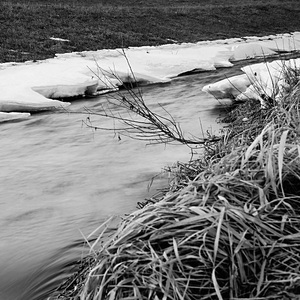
left=1, top=0, right=300, bottom=63
left=3, top=1, right=300, bottom=299
left=48, top=59, right=300, bottom=298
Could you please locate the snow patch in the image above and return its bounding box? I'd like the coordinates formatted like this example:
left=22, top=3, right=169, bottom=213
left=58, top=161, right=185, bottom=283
left=0, top=86, right=70, bottom=112
left=230, top=44, right=277, bottom=61
left=49, top=37, right=70, bottom=42
left=202, top=74, right=251, bottom=99
left=0, top=32, right=299, bottom=116
left=203, top=57, right=300, bottom=107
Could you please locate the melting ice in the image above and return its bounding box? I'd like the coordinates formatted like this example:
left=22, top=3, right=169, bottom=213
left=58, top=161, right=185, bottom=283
left=0, top=32, right=300, bottom=121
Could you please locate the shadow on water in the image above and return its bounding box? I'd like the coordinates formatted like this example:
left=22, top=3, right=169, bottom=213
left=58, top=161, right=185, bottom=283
left=21, top=219, right=121, bottom=300
left=21, top=240, right=88, bottom=300
left=22, top=241, right=97, bottom=300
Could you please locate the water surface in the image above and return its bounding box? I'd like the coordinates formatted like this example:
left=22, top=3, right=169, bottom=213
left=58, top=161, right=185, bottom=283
left=0, top=67, right=242, bottom=300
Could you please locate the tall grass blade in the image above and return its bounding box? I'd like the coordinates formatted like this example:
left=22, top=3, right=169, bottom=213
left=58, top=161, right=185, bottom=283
left=278, top=130, right=289, bottom=188
left=212, top=266, right=223, bottom=300
left=214, top=207, right=225, bottom=262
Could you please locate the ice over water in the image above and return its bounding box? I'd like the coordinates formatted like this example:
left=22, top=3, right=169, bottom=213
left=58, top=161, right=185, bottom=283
left=0, top=32, right=300, bottom=121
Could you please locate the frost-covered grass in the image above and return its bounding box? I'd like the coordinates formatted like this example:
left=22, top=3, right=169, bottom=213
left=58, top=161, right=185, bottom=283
left=1, top=0, right=300, bottom=62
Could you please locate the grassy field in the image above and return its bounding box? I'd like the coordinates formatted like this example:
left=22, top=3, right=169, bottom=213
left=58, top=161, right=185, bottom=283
left=1, top=0, right=300, bottom=63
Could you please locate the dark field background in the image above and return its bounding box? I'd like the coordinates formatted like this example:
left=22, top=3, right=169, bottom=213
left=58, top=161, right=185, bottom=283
left=0, top=0, right=299, bottom=62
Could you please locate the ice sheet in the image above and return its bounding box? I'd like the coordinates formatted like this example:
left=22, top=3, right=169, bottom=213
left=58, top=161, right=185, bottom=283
left=0, top=32, right=299, bottom=114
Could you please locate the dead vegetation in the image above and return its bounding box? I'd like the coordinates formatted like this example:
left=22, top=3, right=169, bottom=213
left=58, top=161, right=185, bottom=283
left=48, top=59, right=300, bottom=300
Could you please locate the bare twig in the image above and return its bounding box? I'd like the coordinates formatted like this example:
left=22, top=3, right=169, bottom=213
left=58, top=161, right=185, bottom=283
left=83, top=52, right=220, bottom=147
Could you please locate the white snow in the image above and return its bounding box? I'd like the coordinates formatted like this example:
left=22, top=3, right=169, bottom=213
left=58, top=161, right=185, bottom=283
left=240, top=59, right=300, bottom=104
left=49, top=37, right=70, bottom=42
left=230, top=43, right=277, bottom=61
left=0, top=31, right=300, bottom=116
left=203, top=55, right=300, bottom=107
left=202, top=74, right=251, bottom=99
left=0, top=85, right=70, bottom=112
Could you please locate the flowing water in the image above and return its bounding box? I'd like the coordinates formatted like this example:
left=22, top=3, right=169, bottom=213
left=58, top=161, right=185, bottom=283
left=0, top=66, right=243, bottom=300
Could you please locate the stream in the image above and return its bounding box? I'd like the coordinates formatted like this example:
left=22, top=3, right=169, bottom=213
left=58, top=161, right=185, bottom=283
left=0, top=64, right=243, bottom=299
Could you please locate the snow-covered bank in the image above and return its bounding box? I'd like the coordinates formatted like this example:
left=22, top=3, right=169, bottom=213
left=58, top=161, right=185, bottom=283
left=0, top=32, right=300, bottom=114
left=203, top=58, right=300, bottom=107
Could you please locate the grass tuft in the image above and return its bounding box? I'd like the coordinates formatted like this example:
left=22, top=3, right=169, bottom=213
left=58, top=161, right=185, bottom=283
left=50, top=63, right=300, bottom=299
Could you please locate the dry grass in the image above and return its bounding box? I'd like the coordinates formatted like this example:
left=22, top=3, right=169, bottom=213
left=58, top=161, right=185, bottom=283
left=49, top=63, right=300, bottom=300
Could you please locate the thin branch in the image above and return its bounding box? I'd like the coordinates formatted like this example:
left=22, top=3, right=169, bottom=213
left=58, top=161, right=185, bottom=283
left=82, top=52, right=221, bottom=147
